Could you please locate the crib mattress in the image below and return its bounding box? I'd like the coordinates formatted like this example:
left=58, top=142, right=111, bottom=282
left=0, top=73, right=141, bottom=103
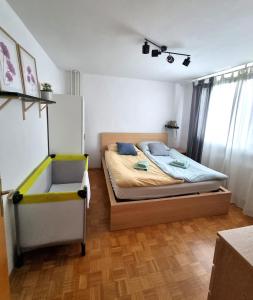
left=49, top=183, right=82, bottom=193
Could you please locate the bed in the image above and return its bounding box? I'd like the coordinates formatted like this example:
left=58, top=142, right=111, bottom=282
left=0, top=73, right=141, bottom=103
left=101, top=132, right=231, bottom=230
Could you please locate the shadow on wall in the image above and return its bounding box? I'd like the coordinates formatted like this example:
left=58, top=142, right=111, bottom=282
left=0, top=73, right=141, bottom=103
left=3, top=195, right=16, bottom=272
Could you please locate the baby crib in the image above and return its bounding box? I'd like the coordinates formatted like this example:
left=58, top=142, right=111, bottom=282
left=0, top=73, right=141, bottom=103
left=12, top=154, right=90, bottom=267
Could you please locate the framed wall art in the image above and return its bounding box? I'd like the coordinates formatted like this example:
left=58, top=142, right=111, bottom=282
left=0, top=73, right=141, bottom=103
left=18, top=46, right=40, bottom=97
left=0, top=27, right=24, bottom=93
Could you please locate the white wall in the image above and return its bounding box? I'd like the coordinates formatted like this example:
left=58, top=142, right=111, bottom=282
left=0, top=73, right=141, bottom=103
left=82, top=74, right=179, bottom=167
left=0, top=0, right=66, bottom=273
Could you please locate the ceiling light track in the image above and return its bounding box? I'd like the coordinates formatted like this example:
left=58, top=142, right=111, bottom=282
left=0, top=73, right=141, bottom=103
left=142, top=38, right=191, bottom=66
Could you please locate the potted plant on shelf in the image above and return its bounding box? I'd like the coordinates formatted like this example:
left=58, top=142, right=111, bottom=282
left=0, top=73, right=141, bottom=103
left=40, top=82, right=53, bottom=100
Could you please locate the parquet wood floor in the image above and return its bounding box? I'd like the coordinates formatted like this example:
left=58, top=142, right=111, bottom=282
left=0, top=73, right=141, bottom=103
left=10, top=169, right=253, bottom=300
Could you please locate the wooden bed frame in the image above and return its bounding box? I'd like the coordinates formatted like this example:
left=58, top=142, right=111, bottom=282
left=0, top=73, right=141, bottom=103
left=101, top=132, right=231, bottom=231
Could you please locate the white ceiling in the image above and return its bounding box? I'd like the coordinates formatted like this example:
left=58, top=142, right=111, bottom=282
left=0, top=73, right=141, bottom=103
left=7, top=0, right=253, bottom=82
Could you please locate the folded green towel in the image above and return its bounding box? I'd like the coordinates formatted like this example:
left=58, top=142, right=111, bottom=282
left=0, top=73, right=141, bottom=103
left=134, top=160, right=149, bottom=171
left=137, top=160, right=149, bottom=168
left=172, top=160, right=185, bottom=167
left=169, top=160, right=189, bottom=169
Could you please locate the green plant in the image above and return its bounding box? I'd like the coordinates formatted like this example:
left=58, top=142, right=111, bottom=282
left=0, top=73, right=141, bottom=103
left=41, top=82, right=53, bottom=92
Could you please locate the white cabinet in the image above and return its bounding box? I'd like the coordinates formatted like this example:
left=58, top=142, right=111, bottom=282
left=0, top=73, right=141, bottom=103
left=48, top=94, right=85, bottom=154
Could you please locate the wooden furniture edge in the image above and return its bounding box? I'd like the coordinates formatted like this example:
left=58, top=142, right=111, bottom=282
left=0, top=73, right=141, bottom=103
left=102, top=157, right=117, bottom=206
left=217, top=226, right=253, bottom=269
left=208, top=226, right=253, bottom=299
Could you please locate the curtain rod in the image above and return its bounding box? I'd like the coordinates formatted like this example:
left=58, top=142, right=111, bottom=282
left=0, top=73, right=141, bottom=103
left=192, top=62, right=253, bottom=82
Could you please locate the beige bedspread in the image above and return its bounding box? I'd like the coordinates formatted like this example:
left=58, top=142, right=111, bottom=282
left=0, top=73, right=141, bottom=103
left=105, top=147, right=183, bottom=187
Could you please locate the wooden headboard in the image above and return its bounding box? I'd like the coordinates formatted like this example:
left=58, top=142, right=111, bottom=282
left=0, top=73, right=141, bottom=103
left=100, top=132, right=168, bottom=153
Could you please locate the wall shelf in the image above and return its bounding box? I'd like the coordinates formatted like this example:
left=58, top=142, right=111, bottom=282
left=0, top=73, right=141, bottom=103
left=0, top=91, right=56, bottom=104
left=0, top=91, right=56, bottom=120
left=165, top=125, right=179, bottom=129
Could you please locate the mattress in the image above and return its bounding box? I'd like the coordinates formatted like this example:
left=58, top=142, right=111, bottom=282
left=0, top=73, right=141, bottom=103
left=108, top=167, right=222, bottom=200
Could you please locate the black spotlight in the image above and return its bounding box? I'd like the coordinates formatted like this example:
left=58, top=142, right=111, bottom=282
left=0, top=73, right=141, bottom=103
left=161, top=45, right=167, bottom=52
left=182, top=56, right=191, bottom=66
left=167, top=54, right=174, bottom=64
left=151, top=49, right=161, bottom=57
left=142, top=41, right=150, bottom=54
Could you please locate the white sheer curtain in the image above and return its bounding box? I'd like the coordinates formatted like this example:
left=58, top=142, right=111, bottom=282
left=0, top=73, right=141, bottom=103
left=202, top=67, right=253, bottom=216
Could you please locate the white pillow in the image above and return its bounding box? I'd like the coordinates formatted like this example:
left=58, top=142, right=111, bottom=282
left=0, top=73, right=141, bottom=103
left=148, top=142, right=170, bottom=156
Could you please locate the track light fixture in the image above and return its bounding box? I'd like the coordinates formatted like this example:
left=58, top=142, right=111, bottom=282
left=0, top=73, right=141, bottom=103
left=182, top=56, right=191, bottom=66
left=142, top=41, right=150, bottom=54
left=167, top=54, right=174, bottom=64
left=151, top=49, right=161, bottom=57
left=142, top=39, right=191, bottom=66
left=161, top=45, right=167, bottom=52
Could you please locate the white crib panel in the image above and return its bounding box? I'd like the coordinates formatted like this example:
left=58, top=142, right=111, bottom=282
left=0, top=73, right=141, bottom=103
left=18, top=200, right=84, bottom=249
